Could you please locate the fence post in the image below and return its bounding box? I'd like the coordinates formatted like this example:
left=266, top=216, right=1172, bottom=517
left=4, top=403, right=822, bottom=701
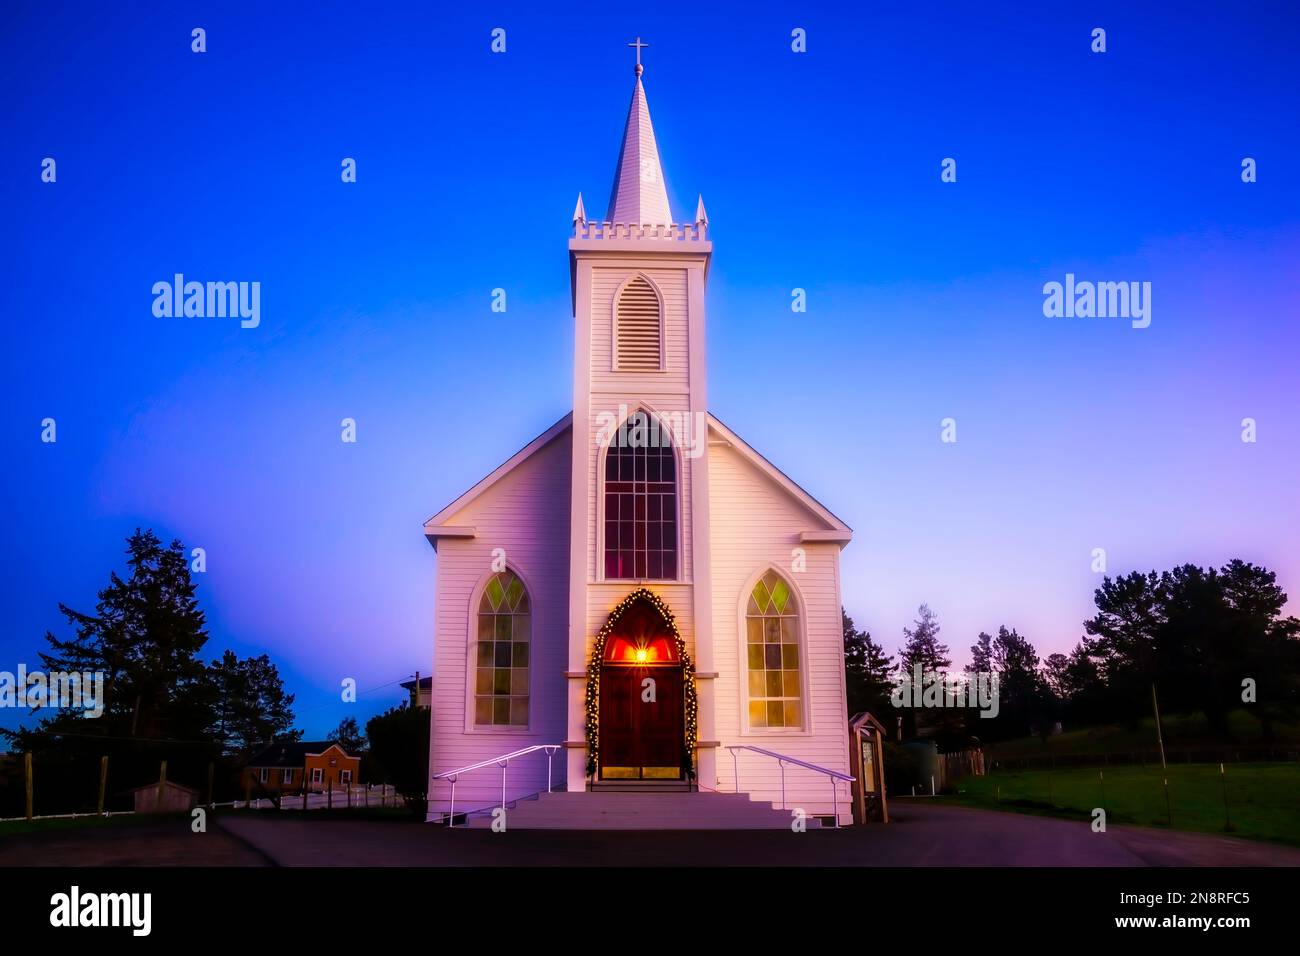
left=98, top=756, right=108, bottom=816
left=157, top=760, right=168, bottom=812
left=347, top=781, right=352, bottom=808
left=1220, top=763, right=1231, bottom=831
left=207, top=762, right=215, bottom=808
left=24, top=753, right=33, bottom=821
left=302, top=778, right=308, bottom=810
left=244, top=774, right=251, bottom=808
left=328, top=778, right=333, bottom=810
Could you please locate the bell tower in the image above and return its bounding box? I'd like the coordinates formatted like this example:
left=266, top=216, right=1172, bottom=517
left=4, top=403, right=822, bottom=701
left=564, top=44, right=718, bottom=789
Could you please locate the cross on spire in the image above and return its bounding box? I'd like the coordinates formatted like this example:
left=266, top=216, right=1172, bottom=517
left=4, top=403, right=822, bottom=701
left=606, top=41, right=671, bottom=225
left=628, top=36, right=649, bottom=75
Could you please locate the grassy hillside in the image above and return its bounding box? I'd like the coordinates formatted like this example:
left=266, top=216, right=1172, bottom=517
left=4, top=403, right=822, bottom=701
left=986, top=709, right=1300, bottom=762
left=949, top=762, right=1300, bottom=846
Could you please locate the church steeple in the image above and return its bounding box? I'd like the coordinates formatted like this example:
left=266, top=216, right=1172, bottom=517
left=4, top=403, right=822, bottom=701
left=606, top=41, right=672, bottom=226
left=566, top=45, right=715, bottom=795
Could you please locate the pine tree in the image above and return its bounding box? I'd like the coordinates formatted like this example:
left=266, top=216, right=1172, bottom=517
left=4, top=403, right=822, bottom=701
left=24, top=529, right=210, bottom=743
left=216, top=654, right=299, bottom=753
left=5, top=529, right=302, bottom=761
left=967, top=632, right=994, bottom=676
left=327, top=716, right=366, bottom=753
left=206, top=651, right=299, bottom=754
left=843, top=609, right=894, bottom=717
left=991, top=625, right=1045, bottom=737
left=900, top=603, right=951, bottom=676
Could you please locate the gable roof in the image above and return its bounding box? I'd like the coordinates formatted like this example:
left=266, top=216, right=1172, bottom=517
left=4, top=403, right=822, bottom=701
left=128, top=780, right=198, bottom=795
left=424, top=413, right=572, bottom=547
left=423, top=408, right=850, bottom=550
left=247, top=741, right=355, bottom=768
left=707, top=413, right=853, bottom=544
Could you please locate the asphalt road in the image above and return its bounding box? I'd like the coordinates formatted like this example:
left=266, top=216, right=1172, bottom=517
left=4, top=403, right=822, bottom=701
left=3, top=801, right=1296, bottom=867
left=214, top=801, right=1300, bottom=867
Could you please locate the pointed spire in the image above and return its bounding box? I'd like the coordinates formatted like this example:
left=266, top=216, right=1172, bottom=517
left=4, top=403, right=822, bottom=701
left=573, top=192, right=586, bottom=225
left=694, top=195, right=708, bottom=226
left=606, top=58, right=672, bottom=226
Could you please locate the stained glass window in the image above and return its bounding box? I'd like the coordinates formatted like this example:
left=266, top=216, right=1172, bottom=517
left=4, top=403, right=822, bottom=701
left=474, top=569, right=530, bottom=726
left=603, top=410, right=677, bottom=580
left=745, top=570, right=803, bottom=729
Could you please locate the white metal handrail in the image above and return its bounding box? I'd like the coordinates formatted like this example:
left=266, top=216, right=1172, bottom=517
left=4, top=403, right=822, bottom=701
left=431, top=744, right=562, bottom=827
left=726, top=745, right=854, bottom=827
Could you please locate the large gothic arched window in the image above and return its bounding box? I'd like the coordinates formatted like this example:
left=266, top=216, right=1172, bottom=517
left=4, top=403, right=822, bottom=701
left=474, top=569, right=530, bottom=727
left=604, top=410, right=678, bottom=580
left=745, top=570, right=803, bottom=729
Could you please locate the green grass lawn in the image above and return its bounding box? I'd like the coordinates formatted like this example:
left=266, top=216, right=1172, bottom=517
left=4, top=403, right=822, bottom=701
left=0, top=812, right=168, bottom=837
left=948, top=762, right=1300, bottom=846
left=0, top=803, right=414, bottom=837
left=987, top=710, right=1300, bottom=761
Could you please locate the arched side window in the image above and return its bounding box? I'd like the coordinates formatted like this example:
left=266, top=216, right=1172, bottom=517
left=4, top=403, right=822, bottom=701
left=474, top=569, right=530, bottom=727
left=604, top=409, right=677, bottom=580
left=745, top=570, right=803, bottom=729
left=614, top=275, right=663, bottom=371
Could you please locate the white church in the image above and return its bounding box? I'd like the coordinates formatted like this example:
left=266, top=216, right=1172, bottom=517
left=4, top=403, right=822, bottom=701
left=423, top=50, right=856, bottom=827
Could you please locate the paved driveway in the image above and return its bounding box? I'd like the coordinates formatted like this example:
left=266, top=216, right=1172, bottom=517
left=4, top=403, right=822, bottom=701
left=214, top=801, right=1300, bottom=867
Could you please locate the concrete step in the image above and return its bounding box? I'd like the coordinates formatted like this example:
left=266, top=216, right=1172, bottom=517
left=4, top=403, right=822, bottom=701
left=464, top=790, right=821, bottom=830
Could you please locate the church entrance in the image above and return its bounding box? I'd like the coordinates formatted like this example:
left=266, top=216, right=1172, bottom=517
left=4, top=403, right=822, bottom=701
left=597, top=595, right=685, bottom=781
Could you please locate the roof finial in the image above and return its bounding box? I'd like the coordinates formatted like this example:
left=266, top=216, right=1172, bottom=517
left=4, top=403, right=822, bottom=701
left=628, top=36, right=649, bottom=76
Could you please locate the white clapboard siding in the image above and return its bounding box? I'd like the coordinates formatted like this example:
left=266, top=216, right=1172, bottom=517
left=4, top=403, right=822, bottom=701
left=427, top=430, right=572, bottom=812
left=707, top=435, right=851, bottom=819
left=590, top=267, right=689, bottom=390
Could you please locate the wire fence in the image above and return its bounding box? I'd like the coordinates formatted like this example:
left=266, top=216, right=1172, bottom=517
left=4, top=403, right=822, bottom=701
left=987, top=745, right=1300, bottom=773
left=0, top=751, right=403, bottom=822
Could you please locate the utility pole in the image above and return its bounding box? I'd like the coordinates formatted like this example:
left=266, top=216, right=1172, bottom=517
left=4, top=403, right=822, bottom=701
left=414, top=669, right=422, bottom=817
left=1151, top=683, right=1168, bottom=770
left=98, top=756, right=109, bottom=815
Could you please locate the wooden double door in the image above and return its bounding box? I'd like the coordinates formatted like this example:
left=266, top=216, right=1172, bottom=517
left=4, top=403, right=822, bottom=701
left=598, top=664, right=684, bottom=780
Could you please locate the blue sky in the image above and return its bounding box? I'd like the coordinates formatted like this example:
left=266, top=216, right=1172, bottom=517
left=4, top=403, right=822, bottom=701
left=2, top=1, right=1298, bottom=736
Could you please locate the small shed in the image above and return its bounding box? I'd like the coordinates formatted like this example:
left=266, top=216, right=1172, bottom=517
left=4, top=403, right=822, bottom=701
left=131, top=780, right=199, bottom=814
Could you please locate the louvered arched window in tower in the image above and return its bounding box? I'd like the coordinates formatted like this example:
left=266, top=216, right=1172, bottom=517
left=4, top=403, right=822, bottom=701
left=614, top=275, right=664, bottom=371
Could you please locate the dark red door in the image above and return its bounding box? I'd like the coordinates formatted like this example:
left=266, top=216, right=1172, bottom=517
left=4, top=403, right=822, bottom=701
left=599, top=665, right=683, bottom=779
